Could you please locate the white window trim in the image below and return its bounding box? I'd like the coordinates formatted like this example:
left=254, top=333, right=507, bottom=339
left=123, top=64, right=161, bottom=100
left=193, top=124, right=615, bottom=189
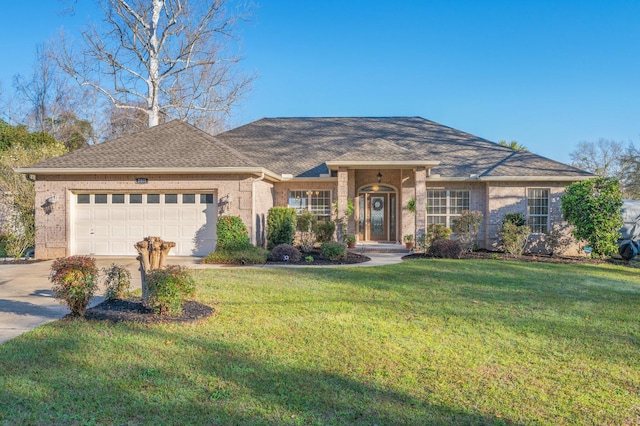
left=527, top=188, right=550, bottom=234
left=288, top=190, right=332, bottom=220
left=426, top=189, right=470, bottom=228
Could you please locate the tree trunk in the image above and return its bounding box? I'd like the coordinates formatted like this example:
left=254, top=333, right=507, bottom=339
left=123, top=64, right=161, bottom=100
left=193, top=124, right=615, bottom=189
left=134, top=236, right=175, bottom=301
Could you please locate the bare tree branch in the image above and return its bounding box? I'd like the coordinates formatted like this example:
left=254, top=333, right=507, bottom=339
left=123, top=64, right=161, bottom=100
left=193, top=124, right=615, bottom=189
left=53, top=0, right=252, bottom=133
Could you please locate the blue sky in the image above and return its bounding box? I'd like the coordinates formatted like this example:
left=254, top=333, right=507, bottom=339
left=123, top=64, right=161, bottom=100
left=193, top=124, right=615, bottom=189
left=1, top=1, right=638, bottom=164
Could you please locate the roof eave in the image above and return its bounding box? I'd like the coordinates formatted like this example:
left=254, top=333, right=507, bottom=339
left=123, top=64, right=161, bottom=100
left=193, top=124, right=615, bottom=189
left=326, top=160, right=441, bottom=169
left=425, top=175, right=594, bottom=182
left=15, top=166, right=283, bottom=181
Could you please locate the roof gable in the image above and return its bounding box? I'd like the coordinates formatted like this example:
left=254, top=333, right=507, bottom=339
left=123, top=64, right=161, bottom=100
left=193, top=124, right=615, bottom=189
left=27, top=120, right=258, bottom=170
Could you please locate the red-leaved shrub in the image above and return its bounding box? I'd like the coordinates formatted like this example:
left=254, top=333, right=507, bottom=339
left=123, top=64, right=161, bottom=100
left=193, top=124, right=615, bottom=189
left=50, top=256, right=99, bottom=316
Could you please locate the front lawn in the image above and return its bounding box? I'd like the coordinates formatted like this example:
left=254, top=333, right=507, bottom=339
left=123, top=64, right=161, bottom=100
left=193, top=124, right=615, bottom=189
left=1, top=259, right=639, bottom=425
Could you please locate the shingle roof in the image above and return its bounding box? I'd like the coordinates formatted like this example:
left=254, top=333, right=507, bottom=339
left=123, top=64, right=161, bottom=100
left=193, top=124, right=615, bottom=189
left=24, top=116, right=592, bottom=180
left=27, top=120, right=258, bottom=169
left=215, top=117, right=591, bottom=178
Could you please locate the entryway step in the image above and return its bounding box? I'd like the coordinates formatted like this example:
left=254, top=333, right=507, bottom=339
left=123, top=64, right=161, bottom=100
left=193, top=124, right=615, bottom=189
left=350, top=243, right=410, bottom=254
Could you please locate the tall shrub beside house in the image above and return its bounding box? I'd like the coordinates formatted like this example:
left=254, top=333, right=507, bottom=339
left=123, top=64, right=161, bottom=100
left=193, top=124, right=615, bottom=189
left=203, top=215, right=268, bottom=264
left=452, top=210, right=483, bottom=253
left=562, top=177, right=623, bottom=257
left=216, top=216, right=251, bottom=251
left=267, top=207, right=297, bottom=250
left=500, top=213, right=531, bottom=256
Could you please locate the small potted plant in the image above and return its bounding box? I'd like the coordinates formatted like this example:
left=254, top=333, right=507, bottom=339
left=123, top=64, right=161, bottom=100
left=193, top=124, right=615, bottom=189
left=403, top=234, right=414, bottom=249
left=344, top=234, right=356, bottom=249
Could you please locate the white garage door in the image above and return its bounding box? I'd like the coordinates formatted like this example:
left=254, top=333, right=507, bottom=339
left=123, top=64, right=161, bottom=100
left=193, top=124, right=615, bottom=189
left=72, top=192, right=217, bottom=256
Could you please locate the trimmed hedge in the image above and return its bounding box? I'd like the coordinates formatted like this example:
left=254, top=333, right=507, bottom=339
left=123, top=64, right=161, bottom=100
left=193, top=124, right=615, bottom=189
left=321, top=242, right=346, bottom=260
left=270, top=244, right=302, bottom=262
left=203, top=246, right=269, bottom=265
left=427, top=239, right=462, bottom=259
left=267, top=207, right=297, bottom=250
left=216, top=216, right=250, bottom=251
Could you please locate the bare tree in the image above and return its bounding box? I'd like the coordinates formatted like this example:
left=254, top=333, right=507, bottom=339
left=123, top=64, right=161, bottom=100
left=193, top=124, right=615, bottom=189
left=570, top=139, right=626, bottom=179
left=570, top=139, right=640, bottom=199
left=13, top=45, right=71, bottom=135
left=621, top=144, right=640, bottom=199
left=55, top=0, right=252, bottom=133
left=13, top=45, right=97, bottom=149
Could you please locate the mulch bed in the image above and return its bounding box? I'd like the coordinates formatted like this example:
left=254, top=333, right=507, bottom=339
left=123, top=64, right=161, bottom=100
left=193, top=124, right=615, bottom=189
left=267, top=251, right=370, bottom=266
left=403, top=250, right=633, bottom=266
left=77, top=298, right=214, bottom=324
left=0, top=258, right=44, bottom=265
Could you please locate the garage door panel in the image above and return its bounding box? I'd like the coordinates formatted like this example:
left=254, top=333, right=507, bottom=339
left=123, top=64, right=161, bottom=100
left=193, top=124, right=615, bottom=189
left=73, top=192, right=216, bottom=256
left=163, top=225, right=180, bottom=239
left=129, top=209, right=144, bottom=221
left=111, top=209, right=127, bottom=221
left=146, top=209, right=162, bottom=221
left=109, top=241, right=132, bottom=256
left=94, top=225, right=110, bottom=239
left=76, top=209, right=93, bottom=221
left=91, top=240, right=109, bottom=256
left=110, top=226, right=126, bottom=238
left=75, top=241, right=93, bottom=255
left=94, top=209, right=109, bottom=221
left=164, top=208, right=180, bottom=221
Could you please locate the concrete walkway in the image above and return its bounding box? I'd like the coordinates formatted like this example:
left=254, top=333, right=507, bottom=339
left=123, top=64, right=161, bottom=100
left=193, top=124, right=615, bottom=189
left=0, top=252, right=404, bottom=344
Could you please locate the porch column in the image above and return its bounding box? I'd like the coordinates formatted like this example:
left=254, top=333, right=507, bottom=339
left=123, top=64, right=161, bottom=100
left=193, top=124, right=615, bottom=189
left=337, top=167, right=349, bottom=241
left=415, top=167, right=427, bottom=239
left=347, top=169, right=356, bottom=234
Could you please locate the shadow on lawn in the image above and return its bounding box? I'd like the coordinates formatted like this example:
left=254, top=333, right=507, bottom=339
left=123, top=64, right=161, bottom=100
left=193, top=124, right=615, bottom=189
left=0, top=322, right=522, bottom=425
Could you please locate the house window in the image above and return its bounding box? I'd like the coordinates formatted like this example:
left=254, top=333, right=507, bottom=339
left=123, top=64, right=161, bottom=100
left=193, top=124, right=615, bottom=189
left=288, top=190, right=331, bottom=221
left=528, top=188, right=549, bottom=234
left=426, top=190, right=470, bottom=227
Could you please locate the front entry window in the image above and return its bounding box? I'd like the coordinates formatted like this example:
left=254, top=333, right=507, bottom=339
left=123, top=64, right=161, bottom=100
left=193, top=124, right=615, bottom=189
left=288, top=190, right=331, bottom=221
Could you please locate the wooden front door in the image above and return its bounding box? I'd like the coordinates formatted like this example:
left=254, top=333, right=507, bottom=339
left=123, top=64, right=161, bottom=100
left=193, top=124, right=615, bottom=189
left=368, top=194, right=388, bottom=241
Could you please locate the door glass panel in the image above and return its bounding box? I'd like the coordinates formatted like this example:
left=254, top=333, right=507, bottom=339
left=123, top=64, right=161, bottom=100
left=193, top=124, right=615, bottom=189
left=359, top=196, right=365, bottom=237
left=390, top=194, right=396, bottom=240
left=371, top=196, right=384, bottom=236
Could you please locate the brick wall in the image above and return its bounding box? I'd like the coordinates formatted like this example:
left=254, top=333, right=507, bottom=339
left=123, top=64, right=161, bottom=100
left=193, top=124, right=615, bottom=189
left=34, top=173, right=259, bottom=259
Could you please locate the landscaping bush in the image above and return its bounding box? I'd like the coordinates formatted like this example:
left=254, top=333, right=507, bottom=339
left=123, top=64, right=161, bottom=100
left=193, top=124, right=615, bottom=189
left=500, top=220, right=531, bottom=256
left=315, top=220, right=335, bottom=243
left=270, top=244, right=302, bottom=262
left=267, top=207, right=297, bottom=250
left=451, top=210, right=483, bottom=253
left=427, top=224, right=451, bottom=243
left=216, top=215, right=250, bottom=251
left=50, top=256, right=99, bottom=316
left=502, top=212, right=527, bottom=227
left=321, top=242, right=346, bottom=260
left=427, top=239, right=462, bottom=258
left=297, top=210, right=317, bottom=252
left=146, top=265, right=195, bottom=315
left=562, top=177, right=623, bottom=257
left=102, top=264, right=131, bottom=300
left=203, top=245, right=269, bottom=265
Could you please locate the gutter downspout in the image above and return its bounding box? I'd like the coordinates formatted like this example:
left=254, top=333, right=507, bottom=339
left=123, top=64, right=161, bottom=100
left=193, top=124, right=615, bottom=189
left=251, top=172, right=266, bottom=246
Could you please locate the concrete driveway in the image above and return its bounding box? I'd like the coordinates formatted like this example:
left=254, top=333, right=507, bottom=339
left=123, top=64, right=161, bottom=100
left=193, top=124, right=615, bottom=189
left=0, top=257, right=203, bottom=344
left=0, top=253, right=403, bottom=344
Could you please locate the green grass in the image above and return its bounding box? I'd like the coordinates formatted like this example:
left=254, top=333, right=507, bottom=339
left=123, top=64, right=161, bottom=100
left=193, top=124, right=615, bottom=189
left=1, top=259, right=639, bottom=425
